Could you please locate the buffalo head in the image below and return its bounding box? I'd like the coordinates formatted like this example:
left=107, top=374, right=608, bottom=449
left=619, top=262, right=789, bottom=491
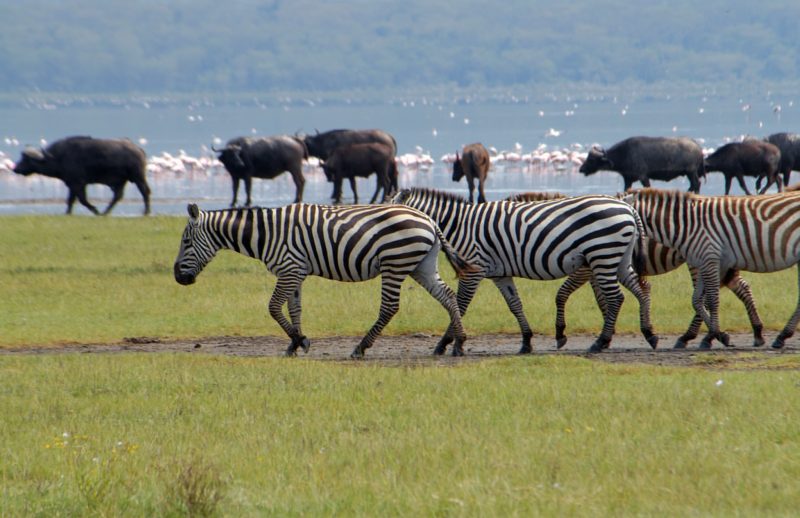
left=214, top=144, right=246, bottom=172
left=452, top=152, right=463, bottom=182
left=13, top=147, right=49, bottom=176
left=579, top=147, right=612, bottom=175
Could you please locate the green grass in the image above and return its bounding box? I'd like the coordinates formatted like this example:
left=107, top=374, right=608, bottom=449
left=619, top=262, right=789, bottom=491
left=1, top=215, right=798, bottom=347
left=1, top=354, right=799, bottom=516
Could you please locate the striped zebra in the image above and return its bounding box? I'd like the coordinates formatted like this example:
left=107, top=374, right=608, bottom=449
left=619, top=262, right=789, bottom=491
left=391, top=187, right=654, bottom=353
left=627, top=188, right=800, bottom=349
left=173, top=203, right=471, bottom=358
left=508, top=191, right=765, bottom=348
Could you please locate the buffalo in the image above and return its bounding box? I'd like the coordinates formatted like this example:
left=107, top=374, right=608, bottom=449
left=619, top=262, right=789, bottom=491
left=704, top=141, right=781, bottom=195
left=303, top=129, right=398, bottom=202
left=321, top=143, right=398, bottom=204
left=214, top=135, right=307, bottom=206
left=303, top=128, right=397, bottom=161
left=453, top=143, right=490, bottom=203
left=13, top=136, right=150, bottom=215
left=579, top=136, right=704, bottom=193
left=762, top=132, right=800, bottom=188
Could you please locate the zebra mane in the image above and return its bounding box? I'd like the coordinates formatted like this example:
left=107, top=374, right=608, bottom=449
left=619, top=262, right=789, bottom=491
left=397, top=187, right=470, bottom=205
left=633, top=188, right=697, bottom=203
left=505, top=191, right=567, bottom=202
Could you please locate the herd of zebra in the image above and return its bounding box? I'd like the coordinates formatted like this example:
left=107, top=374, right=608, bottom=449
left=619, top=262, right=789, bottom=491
left=174, top=183, right=800, bottom=358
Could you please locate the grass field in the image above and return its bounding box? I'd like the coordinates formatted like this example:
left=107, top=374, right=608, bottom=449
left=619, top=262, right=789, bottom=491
left=1, top=215, right=797, bottom=347
left=2, top=215, right=800, bottom=516
left=2, top=353, right=799, bottom=516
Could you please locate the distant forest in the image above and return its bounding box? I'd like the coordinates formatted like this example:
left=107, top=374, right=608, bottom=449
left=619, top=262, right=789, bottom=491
left=2, top=0, right=799, bottom=96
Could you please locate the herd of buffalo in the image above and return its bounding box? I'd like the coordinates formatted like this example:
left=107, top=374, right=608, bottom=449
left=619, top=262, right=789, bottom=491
left=9, top=130, right=800, bottom=215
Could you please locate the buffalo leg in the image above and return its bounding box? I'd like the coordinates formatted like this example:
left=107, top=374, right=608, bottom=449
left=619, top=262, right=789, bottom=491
left=73, top=186, right=100, bottom=215
left=244, top=176, right=253, bottom=206
left=290, top=167, right=305, bottom=203
left=735, top=174, right=752, bottom=195
left=350, top=177, right=359, bottom=204
left=231, top=177, right=240, bottom=207
left=133, top=178, right=151, bottom=215
left=723, top=175, right=734, bottom=195
left=466, top=175, right=475, bottom=203
left=103, top=184, right=126, bottom=215
left=477, top=176, right=487, bottom=204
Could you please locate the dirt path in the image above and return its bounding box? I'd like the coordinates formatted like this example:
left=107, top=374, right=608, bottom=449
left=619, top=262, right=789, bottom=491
left=2, top=332, right=798, bottom=368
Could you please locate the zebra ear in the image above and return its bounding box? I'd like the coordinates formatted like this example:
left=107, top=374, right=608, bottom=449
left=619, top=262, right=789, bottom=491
left=187, top=203, right=200, bottom=219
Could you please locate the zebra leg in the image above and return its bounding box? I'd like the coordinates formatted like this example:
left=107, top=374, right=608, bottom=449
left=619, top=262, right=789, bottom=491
left=697, top=264, right=730, bottom=349
left=268, top=275, right=309, bottom=356
left=555, top=269, right=592, bottom=349
left=587, top=271, right=624, bottom=353
left=726, top=272, right=765, bottom=347
left=435, top=272, right=483, bottom=355
left=676, top=267, right=703, bottom=349
left=351, top=274, right=403, bottom=358
left=772, top=265, right=800, bottom=349
left=411, top=255, right=467, bottom=356
left=619, top=268, right=658, bottom=349
left=492, top=277, right=533, bottom=354
left=287, top=287, right=309, bottom=353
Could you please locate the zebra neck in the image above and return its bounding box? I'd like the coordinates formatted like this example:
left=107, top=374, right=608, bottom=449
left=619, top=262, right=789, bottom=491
left=204, top=207, right=276, bottom=260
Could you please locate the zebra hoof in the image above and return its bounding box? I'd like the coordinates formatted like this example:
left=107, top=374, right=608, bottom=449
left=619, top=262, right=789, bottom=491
left=283, top=348, right=297, bottom=357
left=433, top=344, right=447, bottom=356
left=698, top=340, right=713, bottom=350
left=752, top=337, right=765, bottom=348
left=673, top=339, right=688, bottom=349
left=517, top=345, right=532, bottom=355
left=451, top=347, right=464, bottom=357
left=349, top=348, right=365, bottom=359
left=296, top=336, right=310, bottom=353
left=556, top=337, right=568, bottom=349
left=719, top=333, right=732, bottom=347
left=644, top=331, right=659, bottom=349
left=771, top=338, right=786, bottom=349
left=587, top=341, right=605, bottom=353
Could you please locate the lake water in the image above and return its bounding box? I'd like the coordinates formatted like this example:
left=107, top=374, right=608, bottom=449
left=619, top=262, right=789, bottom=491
left=1, top=92, right=798, bottom=215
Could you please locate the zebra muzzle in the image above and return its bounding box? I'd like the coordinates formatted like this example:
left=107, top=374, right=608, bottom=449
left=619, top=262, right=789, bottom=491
left=174, top=264, right=196, bottom=285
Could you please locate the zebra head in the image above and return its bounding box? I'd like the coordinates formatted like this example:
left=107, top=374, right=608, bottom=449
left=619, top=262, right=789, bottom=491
left=174, top=204, right=219, bottom=286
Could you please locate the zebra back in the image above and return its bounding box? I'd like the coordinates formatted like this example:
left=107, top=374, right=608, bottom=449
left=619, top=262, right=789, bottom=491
left=393, top=187, right=640, bottom=281
left=628, top=188, right=800, bottom=272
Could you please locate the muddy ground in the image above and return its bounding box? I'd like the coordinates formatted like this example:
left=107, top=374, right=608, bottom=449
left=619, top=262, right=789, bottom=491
left=3, top=332, right=798, bottom=368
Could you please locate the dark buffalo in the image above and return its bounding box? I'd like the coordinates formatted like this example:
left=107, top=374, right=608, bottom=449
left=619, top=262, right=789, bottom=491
left=215, top=135, right=307, bottom=206
left=579, top=136, right=704, bottom=193
left=453, top=143, right=490, bottom=203
left=321, top=143, right=398, bottom=204
left=704, top=141, right=781, bottom=195
left=761, top=132, right=800, bottom=189
left=13, top=136, right=150, bottom=215
left=303, top=128, right=397, bottom=161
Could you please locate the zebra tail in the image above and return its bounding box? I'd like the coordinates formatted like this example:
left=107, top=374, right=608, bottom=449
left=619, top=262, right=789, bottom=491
left=631, top=208, right=648, bottom=279
left=434, top=225, right=477, bottom=278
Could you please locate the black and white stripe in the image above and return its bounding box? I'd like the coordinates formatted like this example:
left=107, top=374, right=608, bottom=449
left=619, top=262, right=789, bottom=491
left=392, top=188, right=652, bottom=353
left=173, top=203, right=470, bottom=357
left=508, top=191, right=765, bottom=348
left=627, top=188, right=800, bottom=348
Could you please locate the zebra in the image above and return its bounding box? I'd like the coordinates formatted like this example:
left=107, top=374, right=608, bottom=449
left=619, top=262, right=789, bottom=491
left=173, top=203, right=472, bottom=358
left=508, top=191, right=765, bottom=349
left=391, top=187, right=655, bottom=353
left=626, top=188, right=800, bottom=349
